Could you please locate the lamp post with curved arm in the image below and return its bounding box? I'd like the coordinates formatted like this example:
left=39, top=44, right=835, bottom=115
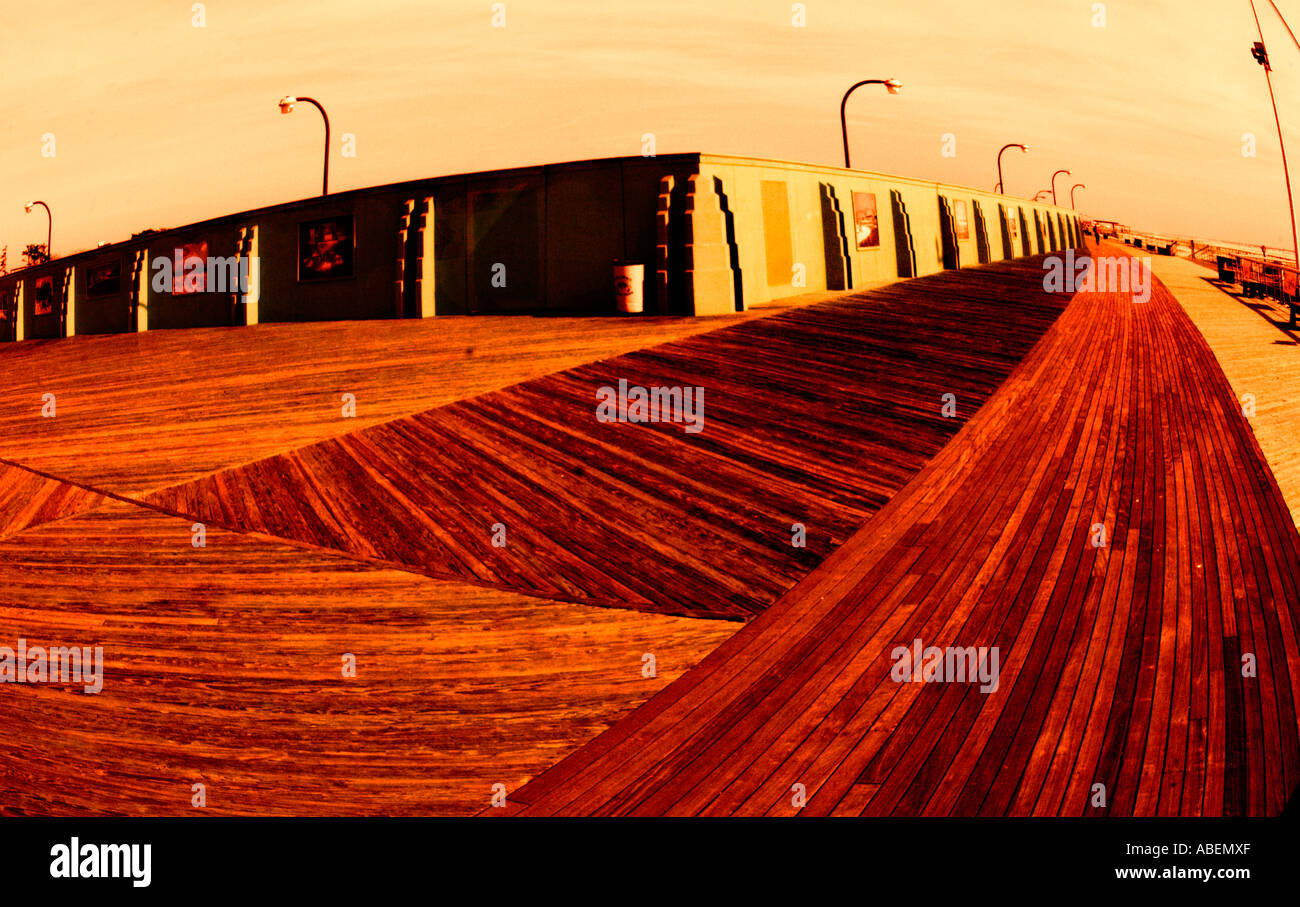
left=23, top=200, right=52, bottom=262
left=995, top=143, right=1028, bottom=194
left=1050, top=169, right=1071, bottom=206
left=1249, top=0, right=1299, bottom=265
left=1070, top=183, right=1086, bottom=208
left=278, top=95, right=330, bottom=196
left=840, top=78, right=901, bottom=169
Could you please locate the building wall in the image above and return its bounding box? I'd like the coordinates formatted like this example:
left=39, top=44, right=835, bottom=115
left=691, top=155, right=1077, bottom=309
left=76, top=251, right=133, bottom=335
left=0, top=153, right=1081, bottom=341
left=18, top=260, right=68, bottom=340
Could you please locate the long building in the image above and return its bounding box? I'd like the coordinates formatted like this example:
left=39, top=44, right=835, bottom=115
left=0, top=153, right=1081, bottom=340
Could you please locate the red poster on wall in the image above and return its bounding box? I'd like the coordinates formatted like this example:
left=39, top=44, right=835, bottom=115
left=174, top=241, right=208, bottom=294
left=954, top=200, right=970, bottom=240
left=852, top=192, right=880, bottom=249
left=298, top=216, right=355, bottom=280
left=34, top=275, right=53, bottom=316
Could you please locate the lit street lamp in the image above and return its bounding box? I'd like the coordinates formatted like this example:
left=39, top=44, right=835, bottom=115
left=840, top=79, right=902, bottom=169
left=279, top=95, right=331, bottom=196
left=995, top=143, right=1028, bottom=195
left=23, top=201, right=52, bottom=262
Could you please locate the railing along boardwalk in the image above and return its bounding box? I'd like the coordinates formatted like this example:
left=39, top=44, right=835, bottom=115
left=495, top=254, right=1300, bottom=816
left=145, top=262, right=1070, bottom=621
left=1137, top=249, right=1300, bottom=529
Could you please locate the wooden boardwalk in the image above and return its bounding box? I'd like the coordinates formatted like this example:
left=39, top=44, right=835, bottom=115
left=0, top=461, right=105, bottom=540
left=3, top=249, right=1299, bottom=816
left=1136, top=249, right=1300, bottom=527
left=0, top=313, right=762, bottom=815
left=144, top=264, right=1068, bottom=620
left=497, top=252, right=1300, bottom=817
left=0, top=502, right=734, bottom=816
left=0, top=311, right=766, bottom=496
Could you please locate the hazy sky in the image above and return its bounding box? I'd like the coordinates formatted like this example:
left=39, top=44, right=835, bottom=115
left=4, top=0, right=1300, bottom=259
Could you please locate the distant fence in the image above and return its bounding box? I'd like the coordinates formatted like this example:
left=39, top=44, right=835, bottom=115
left=1191, top=242, right=1295, bottom=267
left=1080, top=219, right=1293, bottom=264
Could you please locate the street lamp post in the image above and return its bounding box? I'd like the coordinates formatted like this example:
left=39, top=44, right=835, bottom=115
left=840, top=78, right=902, bottom=169
left=995, top=143, right=1028, bottom=195
left=1249, top=0, right=1300, bottom=266
left=23, top=201, right=52, bottom=262
left=279, top=95, right=331, bottom=196
left=1034, top=190, right=1052, bottom=201
left=1070, top=183, right=1086, bottom=208
left=1050, top=169, right=1071, bottom=206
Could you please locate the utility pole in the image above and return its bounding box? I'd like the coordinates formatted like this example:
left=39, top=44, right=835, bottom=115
left=1250, top=0, right=1300, bottom=265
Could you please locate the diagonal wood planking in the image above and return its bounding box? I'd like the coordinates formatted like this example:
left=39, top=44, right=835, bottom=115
left=0, top=460, right=107, bottom=541
left=5, top=246, right=1296, bottom=817
left=0, top=500, right=735, bottom=816
left=0, top=311, right=770, bottom=497
left=145, top=260, right=1072, bottom=620
left=497, top=250, right=1300, bottom=817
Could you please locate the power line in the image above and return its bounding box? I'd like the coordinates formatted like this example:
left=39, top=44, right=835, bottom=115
left=1267, top=0, right=1300, bottom=53
left=1250, top=0, right=1300, bottom=265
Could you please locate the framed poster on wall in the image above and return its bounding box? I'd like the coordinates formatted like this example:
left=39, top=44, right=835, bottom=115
left=298, top=215, right=355, bottom=280
left=34, top=275, right=54, bottom=316
left=86, top=260, right=122, bottom=297
left=852, top=191, right=880, bottom=248
left=954, top=200, right=970, bottom=240
left=1006, top=207, right=1019, bottom=242
left=173, top=241, right=209, bottom=294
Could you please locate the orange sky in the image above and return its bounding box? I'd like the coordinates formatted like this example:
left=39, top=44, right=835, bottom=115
left=4, top=0, right=1300, bottom=260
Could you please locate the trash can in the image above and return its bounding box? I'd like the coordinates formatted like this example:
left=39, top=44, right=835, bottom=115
left=613, top=260, right=644, bottom=314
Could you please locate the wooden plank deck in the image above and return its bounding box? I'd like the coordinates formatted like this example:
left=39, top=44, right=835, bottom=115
left=143, top=262, right=1070, bottom=620
left=0, top=501, right=735, bottom=816
left=0, top=311, right=769, bottom=496
left=1134, top=248, right=1300, bottom=527
left=495, top=251, right=1300, bottom=816
left=5, top=249, right=1297, bottom=817
left=0, top=461, right=105, bottom=540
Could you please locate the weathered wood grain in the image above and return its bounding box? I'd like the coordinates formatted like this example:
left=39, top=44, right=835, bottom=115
left=8, top=248, right=1296, bottom=819
left=1139, top=250, right=1300, bottom=527
left=0, top=501, right=735, bottom=816
left=498, top=248, right=1300, bottom=817
left=0, top=312, right=769, bottom=496
left=0, top=460, right=105, bottom=540
left=144, top=261, right=1070, bottom=619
